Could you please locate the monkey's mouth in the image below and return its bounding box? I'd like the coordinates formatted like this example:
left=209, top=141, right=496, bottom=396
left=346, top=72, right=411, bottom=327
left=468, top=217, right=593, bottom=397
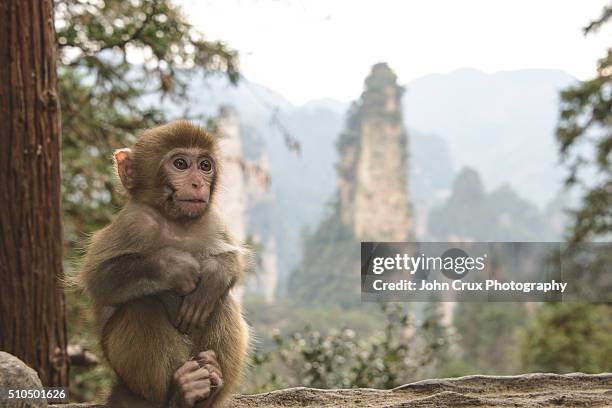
left=178, top=198, right=207, bottom=203
left=175, top=199, right=208, bottom=218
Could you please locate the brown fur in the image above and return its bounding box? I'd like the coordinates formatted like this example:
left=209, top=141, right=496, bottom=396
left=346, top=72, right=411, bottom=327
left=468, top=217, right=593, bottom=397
left=78, top=121, right=249, bottom=408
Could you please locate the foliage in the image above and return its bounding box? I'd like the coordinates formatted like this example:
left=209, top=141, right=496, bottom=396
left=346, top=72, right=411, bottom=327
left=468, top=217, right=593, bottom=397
left=519, top=3, right=612, bottom=376
left=418, top=303, right=452, bottom=376
left=55, top=0, right=238, bottom=246
left=243, top=296, right=386, bottom=346
left=247, top=304, right=449, bottom=393
left=64, top=288, right=114, bottom=402
left=287, top=209, right=363, bottom=307
left=520, top=303, right=612, bottom=373
left=556, top=4, right=612, bottom=243
left=453, top=303, right=525, bottom=375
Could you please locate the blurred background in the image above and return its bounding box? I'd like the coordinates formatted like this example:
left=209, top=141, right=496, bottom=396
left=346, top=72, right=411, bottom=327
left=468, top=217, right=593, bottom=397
left=55, top=0, right=612, bottom=401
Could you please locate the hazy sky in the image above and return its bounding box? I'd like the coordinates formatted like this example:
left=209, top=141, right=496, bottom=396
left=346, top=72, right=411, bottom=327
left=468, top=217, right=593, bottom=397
left=179, top=0, right=611, bottom=105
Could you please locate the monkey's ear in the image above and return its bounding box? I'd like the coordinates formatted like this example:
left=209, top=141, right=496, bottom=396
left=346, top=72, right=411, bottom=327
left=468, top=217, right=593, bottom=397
left=114, top=148, right=135, bottom=190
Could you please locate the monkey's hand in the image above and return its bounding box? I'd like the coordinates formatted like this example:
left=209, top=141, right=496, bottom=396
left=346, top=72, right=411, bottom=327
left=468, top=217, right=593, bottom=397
left=194, top=351, right=223, bottom=408
left=175, top=278, right=230, bottom=334
left=156, top=247, right=201, bottom=296
left=171, top=359, right=214, bottom=408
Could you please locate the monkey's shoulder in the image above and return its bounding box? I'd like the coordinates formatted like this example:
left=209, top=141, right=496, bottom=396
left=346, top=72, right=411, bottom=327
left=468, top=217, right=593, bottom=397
left=88, top=210, right=160, bottom=253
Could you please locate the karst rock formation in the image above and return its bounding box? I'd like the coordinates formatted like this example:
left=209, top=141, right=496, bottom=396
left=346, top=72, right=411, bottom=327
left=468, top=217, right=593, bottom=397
left=337, top=63, right=413, bottom=241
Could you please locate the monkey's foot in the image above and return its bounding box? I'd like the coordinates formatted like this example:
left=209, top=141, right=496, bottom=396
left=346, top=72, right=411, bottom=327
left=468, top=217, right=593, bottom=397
left=173, top=359, right=214, bottom=408
left=194, top=351, right=224, bottom=408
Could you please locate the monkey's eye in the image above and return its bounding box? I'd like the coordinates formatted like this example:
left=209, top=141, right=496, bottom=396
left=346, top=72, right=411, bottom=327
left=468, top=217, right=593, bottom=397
left=173, top=158, right=189, bottom=170
left=199, top=159, right=213, bottom=172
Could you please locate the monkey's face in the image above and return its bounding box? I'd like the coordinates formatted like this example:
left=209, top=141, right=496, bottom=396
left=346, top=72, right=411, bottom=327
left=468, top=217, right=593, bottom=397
left=114, top=121, right=221, bottom=221
left=159, top=147, right=216, bottom=220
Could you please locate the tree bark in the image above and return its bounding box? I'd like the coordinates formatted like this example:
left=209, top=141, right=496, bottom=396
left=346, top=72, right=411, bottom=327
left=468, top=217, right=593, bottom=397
left=0, top=0, right=68, bottom=387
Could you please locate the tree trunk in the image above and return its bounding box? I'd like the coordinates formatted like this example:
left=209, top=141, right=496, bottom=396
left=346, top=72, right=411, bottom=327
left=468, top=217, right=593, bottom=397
left=0, top=0, right=68, bottom=387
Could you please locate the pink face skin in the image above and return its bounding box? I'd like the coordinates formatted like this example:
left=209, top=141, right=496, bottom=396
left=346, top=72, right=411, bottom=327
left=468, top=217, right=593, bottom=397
left=161, top=148, right=216, bottom=220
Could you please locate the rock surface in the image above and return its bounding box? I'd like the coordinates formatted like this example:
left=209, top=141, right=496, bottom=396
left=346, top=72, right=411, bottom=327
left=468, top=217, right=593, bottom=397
left=48, top=372, right=611, bottom=408
left=0, top=351, right=47, bottom=407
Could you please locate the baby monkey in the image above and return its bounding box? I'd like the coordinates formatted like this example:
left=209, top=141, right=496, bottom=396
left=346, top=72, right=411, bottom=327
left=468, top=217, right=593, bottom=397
left=78, top=121, right=249, bottom=408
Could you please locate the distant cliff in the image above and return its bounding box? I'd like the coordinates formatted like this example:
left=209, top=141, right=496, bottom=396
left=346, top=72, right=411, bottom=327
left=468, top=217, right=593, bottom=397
left=288, top=63, right=413, bottom=306
left=216, top=106, right=279, bottom=301
left=217, top=106, right=248, bottom=241
left=337, top=63, right=413, bottom=241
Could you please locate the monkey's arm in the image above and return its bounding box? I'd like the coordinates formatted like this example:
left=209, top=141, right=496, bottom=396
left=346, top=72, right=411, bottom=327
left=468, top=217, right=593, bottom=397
left=175, top=251, right=242, bottom=334
left=87, top=248, right=200, bottom=306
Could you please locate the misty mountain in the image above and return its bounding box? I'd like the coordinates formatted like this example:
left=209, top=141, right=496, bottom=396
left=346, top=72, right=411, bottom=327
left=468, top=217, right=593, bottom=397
left=403, top=68, right=576, bottom=207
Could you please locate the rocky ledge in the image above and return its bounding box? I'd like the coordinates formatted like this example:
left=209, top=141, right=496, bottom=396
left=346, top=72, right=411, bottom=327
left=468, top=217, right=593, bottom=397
left=2, top=352, right=609, bottom=407
left=49, top=372, right=611, bottom=408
